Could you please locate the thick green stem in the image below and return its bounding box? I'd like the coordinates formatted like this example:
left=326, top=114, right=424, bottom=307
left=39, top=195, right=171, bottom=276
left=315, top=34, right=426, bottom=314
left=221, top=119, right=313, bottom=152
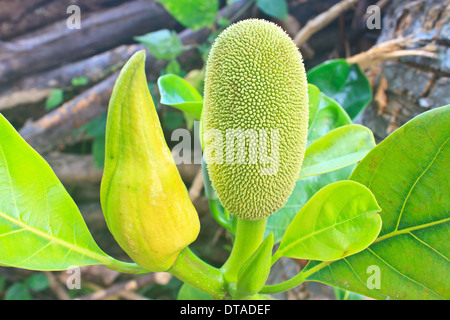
left=259, top=261, right=332, bottom=294
left=106, top=258, right=147, bottom=274
left=221, top=217, right=267, bottom=284
left=169, top=247, right=227, bottom=300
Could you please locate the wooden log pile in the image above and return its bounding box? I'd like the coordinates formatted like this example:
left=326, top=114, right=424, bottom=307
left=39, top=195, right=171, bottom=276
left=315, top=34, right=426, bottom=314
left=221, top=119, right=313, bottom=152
left=1, top=0, right=448, bottom=204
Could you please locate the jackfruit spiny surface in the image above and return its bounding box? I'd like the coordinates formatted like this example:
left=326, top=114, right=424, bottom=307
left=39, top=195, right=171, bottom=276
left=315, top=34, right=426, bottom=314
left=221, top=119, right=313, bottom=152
left=203, top=19, right=309, bottom=220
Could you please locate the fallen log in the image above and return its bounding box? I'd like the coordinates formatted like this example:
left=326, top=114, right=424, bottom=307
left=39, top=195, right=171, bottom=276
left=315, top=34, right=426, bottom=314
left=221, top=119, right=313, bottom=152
left=0, top=0, right=129, bottom=40
left=18, top=0, right=252, bottom=154
left=0, top=44, right=141, bottom=113
left=0, top=0, right=177, bottom=84
left=357, top=0, right=450, bottom=140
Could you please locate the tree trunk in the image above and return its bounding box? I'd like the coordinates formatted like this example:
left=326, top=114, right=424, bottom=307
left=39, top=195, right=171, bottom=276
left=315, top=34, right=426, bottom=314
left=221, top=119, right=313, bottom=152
left=358, top=0, right=450, bottom=140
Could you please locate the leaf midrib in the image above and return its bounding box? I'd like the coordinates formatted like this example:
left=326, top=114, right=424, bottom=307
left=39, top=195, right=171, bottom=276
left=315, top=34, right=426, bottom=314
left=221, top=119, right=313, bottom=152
left=0, top=210, right=109, bottom=265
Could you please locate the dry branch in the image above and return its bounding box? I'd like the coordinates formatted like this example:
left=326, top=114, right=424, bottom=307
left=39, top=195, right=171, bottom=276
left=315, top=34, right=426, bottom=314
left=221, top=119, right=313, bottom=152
left=293, top=0, right=359, bottom=47
left=0, top=0, right=129, bottom=40
left=0, top=0, right=177, bottom=84
left=0, top=44, right=140, bottom=112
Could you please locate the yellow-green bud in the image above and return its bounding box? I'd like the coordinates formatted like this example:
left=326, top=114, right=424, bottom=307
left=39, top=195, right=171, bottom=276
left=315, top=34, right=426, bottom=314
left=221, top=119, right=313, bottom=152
left=203, top=19, right=309, bottom=221
left=100, top=50, right=200, bottom=271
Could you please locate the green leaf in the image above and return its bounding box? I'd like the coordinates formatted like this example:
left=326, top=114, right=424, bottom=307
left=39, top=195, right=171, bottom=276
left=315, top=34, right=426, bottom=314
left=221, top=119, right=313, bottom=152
left=307, top=59, right=372, bottom=119
left=71, top=77, right=89, bottom=87
left=306, top=105, right=450, bottom=299
left=177, top=283, right=213, bottom=300
left=158, top=74, right=203, bottom=119
left=274, top=180, right=381, bottom=261
left=45, top=89, right=64, bottom=111
left=267, top=165, right=355, bottom=243
left=256, top=0, right=288, bottom=20
left=4, top=283, right=32, bottom=300
left=307, top=84, right=320, bottom=129
left=135, top=29, right=184, bottom=60
left=158, top=0, right=219, bottom=30
left=307, top=93, right=352, bottom=144
left=299, top=124, right=376, bottom=179
left=25, top=273, right=49, bottom=292
left=0, top=114, right=137, bottom=272
left=333, top=287, right=365, bottom=300
left=236, top=233, right=274, bottom=299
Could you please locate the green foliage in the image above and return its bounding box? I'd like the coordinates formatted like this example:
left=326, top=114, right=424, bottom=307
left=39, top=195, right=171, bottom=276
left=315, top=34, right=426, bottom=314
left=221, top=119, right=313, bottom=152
left=307, top=59, right=372, bottom=119
left=135, top=29, right=184, bottom=60
left=0, top=114, right=142, bottom=273
left=306, top=105, right=450, bottom=299
left=82, top=113, right=107, bottom=168
left=256, top=0, right=288, bottom=20
left=3, top=273, right=49, bottom=300
left=45, top=89, right=64, bottom=110
left=158, top=74, right=203, bottom=120
left=158, top=0, right=219, bottom=30
left=235, top=233, right=274, bottom=299
left=274, top=180, right=382, bottom=261
left=299, top=124, right=376, bottom=179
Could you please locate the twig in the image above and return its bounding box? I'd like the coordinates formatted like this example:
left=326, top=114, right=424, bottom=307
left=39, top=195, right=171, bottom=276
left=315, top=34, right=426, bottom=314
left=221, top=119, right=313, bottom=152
left=346, top=37, right=438, bottom=70
left=294, top=0, right=359, bottom=47
left=189, top=168, right=204, bottom=202
left=44, top=271, right=71, bottom=300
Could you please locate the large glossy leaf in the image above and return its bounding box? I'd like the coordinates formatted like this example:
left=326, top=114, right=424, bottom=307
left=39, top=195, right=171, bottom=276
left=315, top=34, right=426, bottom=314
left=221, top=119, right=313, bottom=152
left=158, top=74, right=203, bottom=120
left=274, top=181, right=381, bottom=262
left=307, top=59, right=372, bottom=119
left=0, top=115, right=135, bottom=272
left=306, top=105, right=450, bottom=299
left=307, top=93, right=352, bottom=144
left=158, top=0, right=218, bottom=30
left=299, top=124, right=376, bottom=180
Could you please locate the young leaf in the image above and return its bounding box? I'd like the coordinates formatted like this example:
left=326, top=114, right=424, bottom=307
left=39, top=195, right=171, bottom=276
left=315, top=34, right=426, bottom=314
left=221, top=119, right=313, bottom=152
left=177, top=283, right=213, bottom=300
left=158, top=0, right=218, bottom=30
left=134, top=29, right=184, bottom=60
left=306, top=105, right=450, bottom=300
left=158, top=74, right=203, bottom=119
left=274, top=180, right=382, bottom=262
left=0, top=114, right=138, bottom=272
left=267, top=165, right=356, bottom=243
left=45, top=89, right=64, bottom=110
left=299, top=124, right=376, bottom=179
left=308, top=93, right=352, bottom=144
left=307, top=84, right=320, bottom=129
left=256, top=0, right=288, bottom=20
left=307, top=59, right=372, bottom=119
left=236, top=233, right=274, bottom=299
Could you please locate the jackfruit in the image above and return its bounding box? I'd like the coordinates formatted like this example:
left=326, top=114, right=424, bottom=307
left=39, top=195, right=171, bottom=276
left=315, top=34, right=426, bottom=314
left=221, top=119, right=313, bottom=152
left=202, top=19, right=309, bottom=221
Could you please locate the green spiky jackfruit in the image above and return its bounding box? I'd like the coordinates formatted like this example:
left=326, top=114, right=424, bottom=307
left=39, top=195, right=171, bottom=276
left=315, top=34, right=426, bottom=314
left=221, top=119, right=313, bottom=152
left=203, top=19, right=309, bottom=221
